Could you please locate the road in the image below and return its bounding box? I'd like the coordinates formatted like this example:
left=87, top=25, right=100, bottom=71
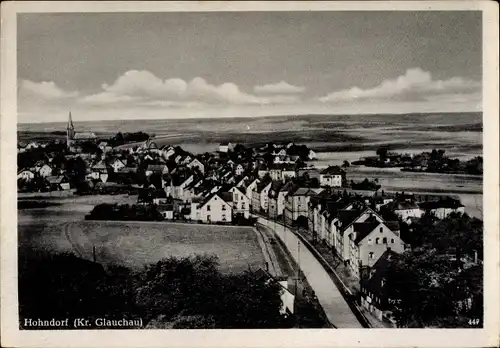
left=257, top=217, right=364, bottom=328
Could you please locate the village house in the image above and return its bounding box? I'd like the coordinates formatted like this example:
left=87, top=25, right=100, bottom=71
left=90, top=161, right=109, bottom=183
left=157, top=203, right=175, bottom=220
left=108, top=158, right=126, bottom=173
left=254, top=268, right=294, bottom=316
left=257, top=165, right=270, bottom=178
left=251, top=178, right=272, bottom=214
left=46, top=175, right=71, bottom=191
left=17, top=142, right=27, bottom=153
left=297, top=167, right=321, bottom=180
left=331, top=206, right=382, bottom=262
left=186, top=158, right=205, bottom=174
left=372, top=195, right=395, bottom=211
left=25, top=141, right=40, bottom=150
left=169, top=172, right=195, bottom=202
left=234, top=163, right=246, bottom=176
left=284, top=187, right=320, bottom=226
left=245, top=177, right=260, bottom=201
left=17, top=169, right=35, bottom=182
left=146, top=164, right=169, bottom=177
left=347, top=219, right=405, bottom=278
left=33, top=163, right=53, bottom=177
left=360, top=249, right=400, bottom=324
left=319, top=166, right=346, bottom=187
left=418, top=198, right=465, bottom=219
left=384, top=201, right=422, bottom=221
left=218, top=142, right=232, bottom=153
left=308, top=149, right=317, bottom=160
left=229, top=186, right=251, bottom=219
left=269, top=164, right=296, bottom=182
left=190, top=192, right=232, bottom=223
left=267, top=181, right=284, bottom=220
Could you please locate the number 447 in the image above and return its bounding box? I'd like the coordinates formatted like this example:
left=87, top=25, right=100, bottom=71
left=468, top=318, right=480, bottom=326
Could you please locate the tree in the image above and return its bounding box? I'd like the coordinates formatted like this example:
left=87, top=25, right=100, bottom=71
left=342, top=160, right=350, bottom=168
left=376, top=146, right=388, bottom=160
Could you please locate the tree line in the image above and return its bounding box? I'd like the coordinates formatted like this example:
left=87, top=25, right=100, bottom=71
left=19, top=252, right=292, bottom=329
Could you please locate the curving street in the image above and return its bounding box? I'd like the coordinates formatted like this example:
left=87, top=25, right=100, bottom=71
left=257, top=217, right=364, bottom=328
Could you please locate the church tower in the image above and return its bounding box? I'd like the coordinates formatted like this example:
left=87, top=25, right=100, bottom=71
left=66, top=111, right=75, bottom=148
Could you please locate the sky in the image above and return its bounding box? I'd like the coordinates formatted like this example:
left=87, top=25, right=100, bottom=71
left=17, top=11, right=482, bottom=123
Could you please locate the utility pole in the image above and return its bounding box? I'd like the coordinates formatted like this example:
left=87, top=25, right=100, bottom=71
left=92, top=245, right=96, bottom=263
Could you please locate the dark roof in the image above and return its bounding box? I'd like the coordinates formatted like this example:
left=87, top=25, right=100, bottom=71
left=157, top=204, right=174, bottom=211
left=320, top=166, right=345, bottom=175
left=147, top=164, right=167, bottom=172
left=171, top=172, right=193, bottom=186
left=418, top=199, right=464, bottom=210
left=199, top=192, right=232, bottom=209
left=387, top=201, right=419, bottom=210
left=46, top=175, right=66, bottom=184
left=73, top=132, right=96, bottom=140
left=337, top=209, right=363, bottom=230
left=354, top=222, right=381, bottom=244
left=360, top=249, right=401, bottom=310
left=92, top=161, right=107, bottom=170
left=385, top=221, right=400, bottom=232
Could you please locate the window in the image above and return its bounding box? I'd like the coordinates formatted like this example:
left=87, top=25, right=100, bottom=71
left=375, top=238, right=380, bottom=244
left=369, top=252, right=374, bottom=259
left=367, top=238, right=373, bottom=245
left=242, top=202, right=245, bottom=209
left=207, top=205, right=211, bottom=211
left=379, top=227, right=383, bottom=233
left=391, top=238, right=395, bottom=244
left=222, top=214, right=226, bottom=221
left=222, top=205, right=226, bottom=211
left=383, top=237, right=387, bottom=244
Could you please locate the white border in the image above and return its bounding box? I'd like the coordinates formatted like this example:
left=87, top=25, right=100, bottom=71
left=1, top=2, right=499, bottom=347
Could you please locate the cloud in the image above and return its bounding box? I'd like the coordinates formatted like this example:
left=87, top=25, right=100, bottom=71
left=254, top=81, right=306, bottom=94
left=81, top=70, right=300, bottom=107
left=318, top=68, right=481, bottom=103
left=20, top=80, right=79, bottom=99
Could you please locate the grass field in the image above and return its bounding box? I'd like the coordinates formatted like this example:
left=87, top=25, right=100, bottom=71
left=69, top=221, right=265, bottom=273
left=19, top=195, right=266, bottom=274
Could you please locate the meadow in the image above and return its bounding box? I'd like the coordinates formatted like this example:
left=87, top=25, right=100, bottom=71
left=18, top=195, right=266, bottom=273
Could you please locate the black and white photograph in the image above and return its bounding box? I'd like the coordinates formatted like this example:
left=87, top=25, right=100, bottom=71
left=1, top=1, right=499, bottom=347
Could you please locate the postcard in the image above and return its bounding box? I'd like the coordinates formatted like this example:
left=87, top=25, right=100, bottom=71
left=1, top=1, right=499, bottom=347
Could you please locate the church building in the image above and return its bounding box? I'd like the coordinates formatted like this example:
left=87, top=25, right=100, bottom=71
left=66, top=112, right=97, bottom=151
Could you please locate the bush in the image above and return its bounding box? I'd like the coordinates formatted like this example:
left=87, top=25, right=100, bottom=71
left=85, top=203, right=163, bottom=221
left=19, top=252, right=293, bottom=329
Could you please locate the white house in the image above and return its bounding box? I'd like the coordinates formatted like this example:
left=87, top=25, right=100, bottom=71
left=229, top=186, right=251, bottom=218
left=25, top=141, right=40, bottom=150
left=145, top=164, right=169, bottom=177
left=418, top=199, right=465, bottom=219
left=234, top=163, right=245, bottom=176
left=385, top=201, right=423, bottom=221
left=308, top=150, right=317, bottom=160
left=190, top=192, right=232, bottom=223
left=319, top=166, right=345, bottom=187
left=187, top=158, right=205, bottom=174
left=245, top=178, right=260, bottom=201
left=170, top=174, right=195, bottom=202
left=109, top=158, right=126, bottom=173
left=348, top=220, right=405, bottom=279
left=17, top=169, right=35, bottom=181
left=35, top=164, right=53, bottom=177
left=219, top=142, right=232, bottom=153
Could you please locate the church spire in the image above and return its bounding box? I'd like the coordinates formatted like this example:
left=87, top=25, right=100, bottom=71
left=67, top=111, right=74, bottom=130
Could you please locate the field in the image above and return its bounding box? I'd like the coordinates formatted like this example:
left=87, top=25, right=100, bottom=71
left=18, top=195, right=266, bottom=273
left=18, top=112, right=482, bottom=158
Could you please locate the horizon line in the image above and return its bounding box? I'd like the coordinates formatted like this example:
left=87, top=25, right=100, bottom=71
left=17, top=110, right=483, bottom=125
